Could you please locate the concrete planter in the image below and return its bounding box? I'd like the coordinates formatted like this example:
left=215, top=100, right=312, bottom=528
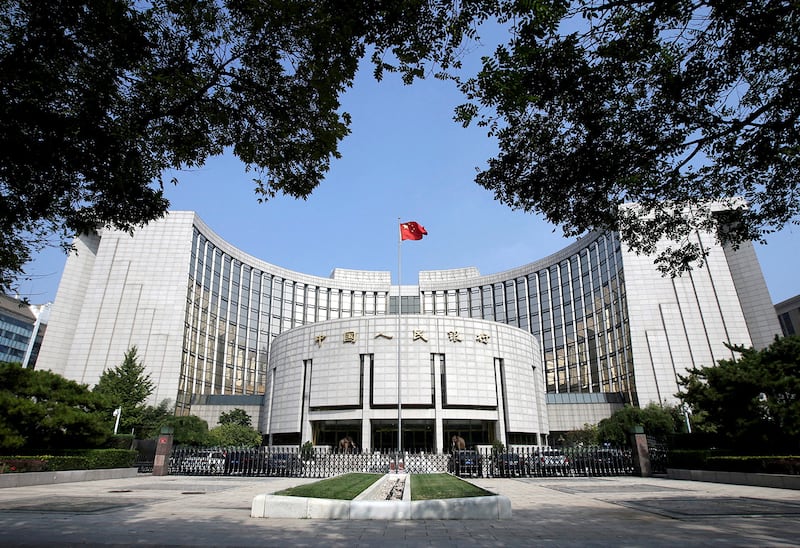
left=251, top=473, right=512, bottom=520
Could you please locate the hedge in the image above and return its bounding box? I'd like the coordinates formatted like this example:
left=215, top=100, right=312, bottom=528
left=705, top=456, right=800, bottom=475
left=668, top=450, right=800, bottom=475
left=0, top=449, right=137, bottom=473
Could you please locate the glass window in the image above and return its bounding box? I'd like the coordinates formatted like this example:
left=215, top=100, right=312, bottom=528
left=446, top=289, right=458, bottom=314
left=458, top=288, right=470, bottom=317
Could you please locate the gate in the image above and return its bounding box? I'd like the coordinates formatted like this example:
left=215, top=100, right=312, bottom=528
left=167, top=445, right=640, bottom=478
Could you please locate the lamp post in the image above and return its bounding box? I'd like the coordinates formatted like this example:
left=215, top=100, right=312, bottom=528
left=112, top=407, right=122, bottom=435
left=682, top=404, right=692, bottom=434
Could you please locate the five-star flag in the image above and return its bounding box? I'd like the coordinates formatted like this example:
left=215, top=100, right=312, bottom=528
left=400, top=221, right=427, bottom=241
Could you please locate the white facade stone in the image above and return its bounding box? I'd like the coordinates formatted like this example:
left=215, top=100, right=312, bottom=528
left=262, top=316, right=544, bottom=452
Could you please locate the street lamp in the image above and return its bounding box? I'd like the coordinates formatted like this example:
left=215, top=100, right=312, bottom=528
left=112, top=407, right=122, bottom=435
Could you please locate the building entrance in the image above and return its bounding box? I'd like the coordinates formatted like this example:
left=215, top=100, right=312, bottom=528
left=443, top=419, right=494, bottom=450
left=371, top=419, right=434, bottom=452
left=312, top=420, right=362, bottom=450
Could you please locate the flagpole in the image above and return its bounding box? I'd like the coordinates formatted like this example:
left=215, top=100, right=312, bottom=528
left=397, top=217, right=402, bottom=459
left=395, top=220, right=425, bottom=466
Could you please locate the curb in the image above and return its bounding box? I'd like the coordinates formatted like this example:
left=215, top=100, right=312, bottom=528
left=0, top=467, right=140, bottom=489
left=251, top=474, right=512, bottom=520
left=666, top=468, right=800, bottom=490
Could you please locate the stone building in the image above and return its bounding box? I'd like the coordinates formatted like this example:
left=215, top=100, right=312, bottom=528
left=36, top=211, right=781, bottom=450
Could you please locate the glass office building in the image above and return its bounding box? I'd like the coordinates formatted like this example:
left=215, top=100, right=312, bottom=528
left=0, top=294, right=50, bottom=368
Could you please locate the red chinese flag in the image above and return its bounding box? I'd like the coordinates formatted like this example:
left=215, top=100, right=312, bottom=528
left=400, top=221, right=427, bottom=241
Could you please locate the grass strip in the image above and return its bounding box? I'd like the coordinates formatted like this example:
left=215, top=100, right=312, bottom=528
left=274, top=473, right=382, bottom=500
left=411, top=473, right=493, bottom=501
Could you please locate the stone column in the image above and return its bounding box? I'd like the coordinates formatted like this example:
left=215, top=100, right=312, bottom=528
left=432, top=354, right=444, bottom=453
left=361, top=354, right=373, bottom=452
left=152, top=427, right=174, bottom=476
left=629, top=425, right=652, bottom=477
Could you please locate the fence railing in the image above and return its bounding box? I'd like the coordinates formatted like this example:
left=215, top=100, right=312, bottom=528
left=647, top=436, right=669, bottom=474
left=166, top=445, right=643, bottom=478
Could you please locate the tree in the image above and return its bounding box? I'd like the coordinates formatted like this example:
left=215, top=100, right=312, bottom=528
left=677, top=336, right=800, bottom=453
left=561, top=423, right=599, bottom=447
left=137, top=399, right=174, bottom=439
left=207, top=423, right=262, bottom=448
left=93, top=347, right=155, bottom=436
left=596, top=403, right=679, bottom=447
left=0, top=362, right=108, bottom=451
left=8, top=2, right=788, bottom=288
left=455, top=0, right=799, bottom=274
left=159, top=415, right=210, bottom=447
left=218, top=408, right=252, bottom=428
left=0, top=0, right=497, bottom=293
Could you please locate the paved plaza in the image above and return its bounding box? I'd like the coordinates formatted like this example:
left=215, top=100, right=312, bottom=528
left=1, top=474, right=799, bottom=547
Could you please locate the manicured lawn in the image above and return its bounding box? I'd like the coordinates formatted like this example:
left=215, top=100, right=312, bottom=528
left=274, top=472, right=492, bottom=501
left=410, top=473, right=493, bottom=501
left=274, top=473, right=382, bottom=500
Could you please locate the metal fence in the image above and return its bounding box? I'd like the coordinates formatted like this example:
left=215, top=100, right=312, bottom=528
left=132, top=439, right=156, bottom=473
left=168, top=446, right=452, bottom=477
left=647, top=436, right=669, bottom=474
left=165, top=445, right=644, bottom=478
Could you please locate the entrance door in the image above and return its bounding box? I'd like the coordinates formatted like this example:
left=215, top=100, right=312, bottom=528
left=443, top=420, right=494, bottom=450
left=312, top=421, right=362, bottom=450
left=371, top=419, right=434, bottom=452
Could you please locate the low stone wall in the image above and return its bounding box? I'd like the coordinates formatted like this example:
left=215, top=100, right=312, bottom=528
left=0, top=467, right=139, bottom=489
left=667, top=468, right=800, bottom=490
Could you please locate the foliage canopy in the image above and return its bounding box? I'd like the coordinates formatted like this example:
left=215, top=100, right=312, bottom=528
left=0, top=0, right=494, bottom=292
left=159, top=414, right=210, bottom=446
left=218, top=408, right=252, bottom=428
left=93, top=347, right=154, bottom=409
left=456, top=0, right=799, bottom=274
left=596, top=403, right=680, bottom=446
left=0, top=362, right=108, bottom=451
left=207, top=423, right=262, bottom=447
left=677, top=336, right=800, bottom=453
left=209, top=408, right=259, bottom=446
left=93, top=346, right=157, bottom=436
left=3, top=0, right=797, bottom=291
left=558, top=423, right=600, bottom=447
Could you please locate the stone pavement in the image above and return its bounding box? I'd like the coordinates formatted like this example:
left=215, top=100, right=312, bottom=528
left=1, top=474, right=799, bottom=547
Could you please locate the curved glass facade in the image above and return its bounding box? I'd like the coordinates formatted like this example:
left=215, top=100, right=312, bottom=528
left=178, top=222, right=635, bottom=413
left=179, top=226, right=396, bottom=411
left=419, top=233, right=634, bottom=403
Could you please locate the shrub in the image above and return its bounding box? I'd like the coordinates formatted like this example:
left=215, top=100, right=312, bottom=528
left=0, top=450, right=137, bottom=472
left=64, top=449, right=137, bottom=469
left=0, top=457, right=47, bottom=473
left=668, top=450, right=800, bottom=475
left=46, top=456, right=90, bottom=470
left=705, top=456, right=800, bottom=475
left=667, top=449, right=715, bottom=469
left=104, top=434, right=135, bottom=450
left=82, top=449, right=137, bottom=469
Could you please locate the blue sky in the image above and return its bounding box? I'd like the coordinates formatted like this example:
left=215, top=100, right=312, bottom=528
left=14, top=56, right=800, bottom=306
